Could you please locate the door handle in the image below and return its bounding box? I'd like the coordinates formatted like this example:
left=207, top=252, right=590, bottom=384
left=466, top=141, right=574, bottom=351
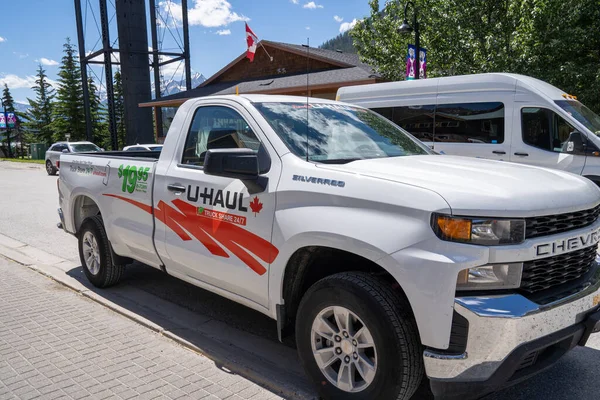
left=514, top=152, right=529, bottom=156
left=167, top=184, right=186, bottom=194
left=492, top=150, right=506, bottom=155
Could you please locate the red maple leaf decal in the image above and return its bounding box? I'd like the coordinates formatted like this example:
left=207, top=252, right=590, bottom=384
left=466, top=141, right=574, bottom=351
left=249, top=196, right=263, bottom=216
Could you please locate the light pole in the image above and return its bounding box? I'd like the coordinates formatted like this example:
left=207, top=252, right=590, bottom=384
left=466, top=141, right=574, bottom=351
left=398, top=1, right=420, bottom=79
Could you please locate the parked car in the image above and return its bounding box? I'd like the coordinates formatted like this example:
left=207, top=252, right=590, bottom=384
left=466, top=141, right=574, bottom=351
left=45, top=141, right=102, bottom=175
left=123, top=144, right=163, bottom=152
left=338, top=73, right=600, bottom=184
left=58, top=95, right=600, bottom=400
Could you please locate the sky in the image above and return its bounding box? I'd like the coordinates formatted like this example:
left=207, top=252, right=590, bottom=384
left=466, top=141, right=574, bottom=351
left=0, top=0, right=373, bottom=105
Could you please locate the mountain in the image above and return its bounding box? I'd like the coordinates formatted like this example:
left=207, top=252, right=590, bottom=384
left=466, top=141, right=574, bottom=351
left=153, top=72, right=206, bottom=98
left=14, top=102, right=31, bottom=114
left=319, top=31, right=356, bottom=54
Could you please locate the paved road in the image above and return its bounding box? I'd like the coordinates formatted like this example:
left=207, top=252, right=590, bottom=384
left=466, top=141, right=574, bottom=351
left=2, top=160, right=600, bottom=399
left=0, top=256, right=281, bottom=400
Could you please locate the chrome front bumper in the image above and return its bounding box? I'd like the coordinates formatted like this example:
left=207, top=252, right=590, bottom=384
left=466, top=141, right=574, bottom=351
left=424, top=266, right=600, bottom=381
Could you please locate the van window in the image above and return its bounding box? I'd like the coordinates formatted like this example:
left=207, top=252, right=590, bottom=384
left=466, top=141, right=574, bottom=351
left=373, top=106, right=435, bottom=141
left=435, top=102, right=505, bottom=144
left=522, top=108, right=575, bottom=152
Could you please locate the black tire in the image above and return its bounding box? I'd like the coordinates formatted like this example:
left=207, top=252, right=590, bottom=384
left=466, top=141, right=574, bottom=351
left=296, top=272, right=423, bottom=400
left=46, top=160, right=57, bottom=176
left=78, top=215, right=124, bottom=288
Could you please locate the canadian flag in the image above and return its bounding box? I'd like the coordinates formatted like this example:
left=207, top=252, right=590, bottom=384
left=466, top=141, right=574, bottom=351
left=245, top=23, right=259, bottom=62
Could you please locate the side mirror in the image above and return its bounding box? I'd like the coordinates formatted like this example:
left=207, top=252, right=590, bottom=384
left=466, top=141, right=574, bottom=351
left=562, top=131, right=586, bottom=154
left=62, top=149, right=69, bottom=153
left=204, top=149, right=259, bottom=180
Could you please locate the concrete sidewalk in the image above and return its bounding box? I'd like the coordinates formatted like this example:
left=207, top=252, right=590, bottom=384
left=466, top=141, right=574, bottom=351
left=0, top=256, right=282, bottom=400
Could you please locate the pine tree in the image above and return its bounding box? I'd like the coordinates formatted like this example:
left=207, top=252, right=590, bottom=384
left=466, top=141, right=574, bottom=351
left=88, top=77, right=109, bottom=148
left=1, top=84, right=16, bottom=157
left=52, top=38, right=86, bottom=142
left=113, top=70, right=126, bottom=150
left=24, top=64, right=56, bottom=146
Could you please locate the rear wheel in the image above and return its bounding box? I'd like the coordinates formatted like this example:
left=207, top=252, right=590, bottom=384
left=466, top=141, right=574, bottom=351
left=46, top=160, right=57, bottom=176
left=296, top=272, right=423, bottom=400
left=78, top=215, right=124, bottom=288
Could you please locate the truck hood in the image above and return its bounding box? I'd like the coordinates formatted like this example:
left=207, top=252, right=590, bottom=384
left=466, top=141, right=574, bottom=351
left=319, top=155, right=600, bottom=217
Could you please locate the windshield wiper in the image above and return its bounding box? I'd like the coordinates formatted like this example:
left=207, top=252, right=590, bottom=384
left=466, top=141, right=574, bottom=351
left=315, top=158, right=363, bottom=164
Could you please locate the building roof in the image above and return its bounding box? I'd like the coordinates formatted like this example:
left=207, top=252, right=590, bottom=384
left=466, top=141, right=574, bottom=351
left=141, top=41, right=380, bottom=108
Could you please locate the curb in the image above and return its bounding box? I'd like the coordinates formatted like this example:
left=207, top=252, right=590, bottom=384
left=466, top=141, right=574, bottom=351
left=0, top=233, right=313, bottom=400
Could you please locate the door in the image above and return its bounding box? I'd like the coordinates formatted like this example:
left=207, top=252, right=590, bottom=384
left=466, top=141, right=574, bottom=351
left=432, top=95, right=512, bottom=161
left=154, top=104, right=280, bottom=307
left=510, top=106, right=586, bottom=174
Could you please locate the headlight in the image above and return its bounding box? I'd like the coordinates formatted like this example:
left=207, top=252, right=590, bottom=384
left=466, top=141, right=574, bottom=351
left=456, top=263, right=522, bottom=291
left=432, top=214, right=526, bottom=245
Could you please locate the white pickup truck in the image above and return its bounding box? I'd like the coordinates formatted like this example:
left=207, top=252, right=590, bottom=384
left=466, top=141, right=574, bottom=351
left=58, top=94, right=600, bottom=400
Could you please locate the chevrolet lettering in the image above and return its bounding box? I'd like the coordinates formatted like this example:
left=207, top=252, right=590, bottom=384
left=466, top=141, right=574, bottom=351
left=536, top=227, right=600, bottom=257
left=58, top=95, right=600, bottom=400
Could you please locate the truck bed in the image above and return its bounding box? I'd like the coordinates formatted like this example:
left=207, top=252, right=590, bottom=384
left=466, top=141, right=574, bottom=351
left=80, top=150, right=161, bottom=160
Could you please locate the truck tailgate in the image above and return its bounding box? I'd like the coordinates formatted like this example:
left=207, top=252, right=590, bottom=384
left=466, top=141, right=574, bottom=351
left=60, top=154, right=161, bottom=268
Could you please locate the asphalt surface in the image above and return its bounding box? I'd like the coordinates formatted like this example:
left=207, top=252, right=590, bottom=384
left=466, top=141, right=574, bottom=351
left=2, top=160, right=600, bottom=399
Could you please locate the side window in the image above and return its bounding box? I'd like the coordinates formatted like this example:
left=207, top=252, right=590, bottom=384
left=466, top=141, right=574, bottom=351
left=50, top=145, right=58, bottom=151
left=435, top=102, right=505, bottom=144
left=181, top=106, right=261, bottom=166
left=522, top=108, right=575, bottom=152
left=373, top=105, right=435, bottom=141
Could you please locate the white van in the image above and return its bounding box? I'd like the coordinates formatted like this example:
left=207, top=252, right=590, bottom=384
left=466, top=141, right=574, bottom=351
left=337, top=73, right=600, bottom=184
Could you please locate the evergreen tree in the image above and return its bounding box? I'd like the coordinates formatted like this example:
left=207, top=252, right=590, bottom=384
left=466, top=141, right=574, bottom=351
left=24, top=64, right=56, bottom=146
left=1, top=84, right=16, bottom=157
left=113, top=70, right=126, bottom=149
left=52, top=38, right=86, bottom=142
left=88, top=77, right=109, bottom=148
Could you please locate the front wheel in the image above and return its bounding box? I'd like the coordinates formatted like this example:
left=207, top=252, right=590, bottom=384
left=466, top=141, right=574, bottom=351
left=46, top=160, right=57, bottom=176
left=296, top=272, right=423, bottom=400
left=78, top=215, right=124, bottom=288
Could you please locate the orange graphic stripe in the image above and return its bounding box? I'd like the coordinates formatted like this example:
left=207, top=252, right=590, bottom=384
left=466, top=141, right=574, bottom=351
left=103, top=194, right=278, bottom=275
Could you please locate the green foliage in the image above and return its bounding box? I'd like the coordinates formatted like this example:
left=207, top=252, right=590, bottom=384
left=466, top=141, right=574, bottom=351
left=24, top=65, right=56, bottom=146
left=88, top=77, right=110, bottom=149
left=351, top=0, right=600, bottom=113
left=1, top=84, right=17, bottom=157
left=319, top=31, right=357, bottom=53
left=52, top=38, right=86, bottom=142
left=113, top=70, right=126, bottom=150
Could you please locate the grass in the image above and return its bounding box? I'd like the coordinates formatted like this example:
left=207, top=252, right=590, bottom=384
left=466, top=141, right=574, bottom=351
left=0, top=158, right=46, bottom=165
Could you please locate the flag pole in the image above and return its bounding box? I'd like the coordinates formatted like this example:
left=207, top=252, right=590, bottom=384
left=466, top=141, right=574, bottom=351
left=259, top=41, right=273, bottom=62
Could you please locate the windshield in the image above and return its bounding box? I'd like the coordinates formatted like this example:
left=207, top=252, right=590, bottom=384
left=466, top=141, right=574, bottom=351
left=254, top=102, right=431, bottom=163
left=555, top=100, right=600, bottom=136
left=70, top=143, right=101, bottom=152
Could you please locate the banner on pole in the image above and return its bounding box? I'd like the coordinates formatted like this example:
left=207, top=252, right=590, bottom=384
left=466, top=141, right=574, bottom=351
left=406, top=44, right=427, bottom=80
left=0, top=113, right=5, bottom=129
left=7, top=113, right=16, bottom=128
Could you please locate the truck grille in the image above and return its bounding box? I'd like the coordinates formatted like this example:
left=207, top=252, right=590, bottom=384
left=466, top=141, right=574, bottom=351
left=520, top=245, right=598, bottom=293
left=525, top=204, right=600, bottom=239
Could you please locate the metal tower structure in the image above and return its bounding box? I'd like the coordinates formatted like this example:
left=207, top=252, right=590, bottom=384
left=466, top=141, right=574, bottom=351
left=74, top=0, right=191, bottom=149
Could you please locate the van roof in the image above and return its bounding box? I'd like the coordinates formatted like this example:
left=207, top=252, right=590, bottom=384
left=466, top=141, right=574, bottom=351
left=337, top=73, right=569, bottom=103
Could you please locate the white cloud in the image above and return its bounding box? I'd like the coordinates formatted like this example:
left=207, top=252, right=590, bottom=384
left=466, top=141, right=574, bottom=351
left=0, top=37, right=5, bottom=43
left=0, top=74, right=57, bottom=89
left=291, top=0, right=299, bottom=3
left=13, top=52, right=29, bottom=59
left=339, top=18, right=358, bottom=33
left=334, top=15, right=343, bottom=22
left=303, top=2, right=323, bottom=9
left=216, top=29, right=231, bottom=35
left=305, top=26, right=310, bottom=30
left=37, top=58, right=59, bottom=66
left=158, top=0, right=247, bottom=28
